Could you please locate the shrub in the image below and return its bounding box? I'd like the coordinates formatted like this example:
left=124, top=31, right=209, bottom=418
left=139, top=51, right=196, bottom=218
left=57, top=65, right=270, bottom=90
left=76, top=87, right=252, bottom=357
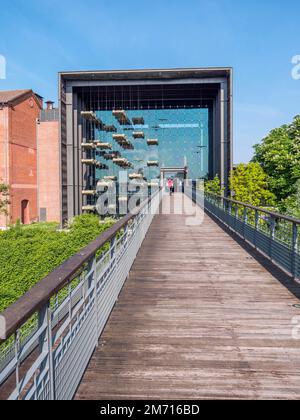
left=204, top=175, right=224, bottom=195
left=0, top=215, right=115, bottom=312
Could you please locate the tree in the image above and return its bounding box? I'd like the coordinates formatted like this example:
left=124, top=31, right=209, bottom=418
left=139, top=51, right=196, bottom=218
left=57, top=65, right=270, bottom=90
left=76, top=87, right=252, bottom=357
left=229, top=163, right=275, bottom=207
left=204, top=175, right=224, bottom=195
left=0, top=181, right=9, bottom=216
left=281, top=179, right=300, bottom=218
left=252, top=115, right=300, bottom=201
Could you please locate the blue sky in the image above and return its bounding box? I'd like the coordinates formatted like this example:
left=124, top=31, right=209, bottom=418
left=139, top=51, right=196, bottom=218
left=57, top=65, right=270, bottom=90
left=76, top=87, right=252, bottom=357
left=0, top=0, right=299, bottom=162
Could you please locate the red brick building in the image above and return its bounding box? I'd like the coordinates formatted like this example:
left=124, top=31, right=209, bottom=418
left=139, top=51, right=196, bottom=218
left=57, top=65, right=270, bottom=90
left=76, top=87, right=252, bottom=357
left=0, top=90, right=60, bottom=228
left=37, top=102, right=60, bottom=223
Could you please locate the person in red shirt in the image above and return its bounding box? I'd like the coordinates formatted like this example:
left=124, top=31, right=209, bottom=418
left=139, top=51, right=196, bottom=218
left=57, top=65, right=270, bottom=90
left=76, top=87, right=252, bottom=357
left=167, top=178, right=174, bottom=196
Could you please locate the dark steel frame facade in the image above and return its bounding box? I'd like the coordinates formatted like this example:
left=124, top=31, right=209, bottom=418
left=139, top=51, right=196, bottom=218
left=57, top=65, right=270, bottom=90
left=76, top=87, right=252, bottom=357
left=59, top=67, right=233, bottom=223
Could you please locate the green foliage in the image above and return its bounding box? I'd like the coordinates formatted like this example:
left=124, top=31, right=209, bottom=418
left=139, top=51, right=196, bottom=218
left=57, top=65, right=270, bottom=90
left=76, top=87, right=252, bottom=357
left=0, top=215, right=115, bottom=312
left=280, top=180, right=300, bottom=218
left=229, top=163, right=276, bottom=207
left=253, top=115, right=300, bottom=201
left=0, top=181, right=9, bottom=216
left=204, top=175, right=224, bottom=195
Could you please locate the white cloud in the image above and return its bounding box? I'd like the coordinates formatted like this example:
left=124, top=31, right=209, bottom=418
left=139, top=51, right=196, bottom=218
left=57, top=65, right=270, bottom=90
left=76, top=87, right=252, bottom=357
left=0, top=55, right=6, bottom=80
left=236, top=103, right=283, bottom=119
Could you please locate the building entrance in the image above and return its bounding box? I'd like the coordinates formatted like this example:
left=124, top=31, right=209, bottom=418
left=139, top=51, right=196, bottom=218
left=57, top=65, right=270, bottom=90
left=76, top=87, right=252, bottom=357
left=161, top=167, right=188, bottom=193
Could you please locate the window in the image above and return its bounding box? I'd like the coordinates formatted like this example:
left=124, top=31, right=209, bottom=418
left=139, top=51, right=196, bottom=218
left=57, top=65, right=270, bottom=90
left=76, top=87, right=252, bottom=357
left=21, top=200, right=30, bottom=225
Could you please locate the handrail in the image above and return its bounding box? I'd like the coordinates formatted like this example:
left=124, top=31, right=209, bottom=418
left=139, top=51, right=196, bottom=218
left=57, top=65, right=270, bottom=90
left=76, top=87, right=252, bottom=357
left=206, top=192, right=300, bottom=225
left=184, top=187, right=299, bottom=282
left=0, top=190, right=159, bottom=343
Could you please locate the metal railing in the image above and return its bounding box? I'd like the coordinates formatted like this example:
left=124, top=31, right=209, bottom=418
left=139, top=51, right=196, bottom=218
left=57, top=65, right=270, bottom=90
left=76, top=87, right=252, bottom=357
left=0, top=189, right=161, bottom=400
left=186, top=187, right=300, bottom=281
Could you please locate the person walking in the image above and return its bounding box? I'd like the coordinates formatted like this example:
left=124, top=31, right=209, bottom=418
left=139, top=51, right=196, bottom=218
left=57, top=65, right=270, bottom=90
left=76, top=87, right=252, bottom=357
left=167, top=178, right=174, bottom=196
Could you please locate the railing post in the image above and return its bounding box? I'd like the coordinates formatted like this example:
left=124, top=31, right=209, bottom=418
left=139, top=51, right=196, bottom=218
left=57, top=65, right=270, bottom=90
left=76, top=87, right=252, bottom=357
left=110, top=236, right=116, bottom=263
left=123, top=223, right=130, bottom=254
left=234, top=205, right=238, bottom=231
left=92, top=255, right=99, bottom=347
left=68, top=283, right=74, bottom=334
left=223, top=199, right=227, bottom=222
left=148, top=193, right=151, bottom=215
left=38, top=303, right=55, bottom=400
left=46, top=306, right=55, bottom=401
left=227, top=201, right=231, bottom=227
left=243, top=206, right=247, bottom=239
left=292, top=222, right=298, bottom=280
left=254, top=210, right=259, bottom=250
left=269, top=217, right=276, bottom=261
left=14, top=331, right=21, bottom=400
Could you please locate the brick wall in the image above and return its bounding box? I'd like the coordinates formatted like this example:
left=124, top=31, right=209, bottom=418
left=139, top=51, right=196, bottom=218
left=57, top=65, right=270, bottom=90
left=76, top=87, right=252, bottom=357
left=0, top=107, right=9, bottom=228
left=8, top=96, right=40, bottom=225
left=0, top=94, right=41, bottom=228
left=37, top=120, right=60, bottom=222
left=0, top=93, right=61, bottom=228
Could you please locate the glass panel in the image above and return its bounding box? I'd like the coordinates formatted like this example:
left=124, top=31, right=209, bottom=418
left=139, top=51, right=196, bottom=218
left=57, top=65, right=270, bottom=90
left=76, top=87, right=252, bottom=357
left=95, top=108, right=210, bottom=181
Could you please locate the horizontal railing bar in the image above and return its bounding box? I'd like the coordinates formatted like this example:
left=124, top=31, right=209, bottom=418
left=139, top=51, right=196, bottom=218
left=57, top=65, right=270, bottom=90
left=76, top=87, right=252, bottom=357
left=0, top=190, right=159, bottom=343
left=9, top=351, right=48, bottom=400
left=207, top=192, right=300, bottom=225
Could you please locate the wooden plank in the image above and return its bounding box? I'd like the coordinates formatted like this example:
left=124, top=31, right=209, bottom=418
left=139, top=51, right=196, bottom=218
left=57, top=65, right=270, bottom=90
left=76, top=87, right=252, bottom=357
left=75, top=193, right=300, bottom=400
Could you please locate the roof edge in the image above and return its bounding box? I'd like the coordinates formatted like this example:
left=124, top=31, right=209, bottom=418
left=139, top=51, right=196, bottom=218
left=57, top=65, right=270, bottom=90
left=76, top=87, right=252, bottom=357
left=60, top=66, right=232, bottom=73
left=59, top=67, right=233, bottom=80
left=0, top=89, right=43, bottom=109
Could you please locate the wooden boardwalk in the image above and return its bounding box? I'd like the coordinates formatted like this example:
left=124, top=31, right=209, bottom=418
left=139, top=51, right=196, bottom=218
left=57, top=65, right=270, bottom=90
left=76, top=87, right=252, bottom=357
left=75, top=194, right=300, bottom=400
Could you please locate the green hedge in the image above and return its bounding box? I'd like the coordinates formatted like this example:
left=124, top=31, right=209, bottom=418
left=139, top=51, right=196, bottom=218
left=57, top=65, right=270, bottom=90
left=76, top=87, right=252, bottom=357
left=0, top=215, right=115, bottom=312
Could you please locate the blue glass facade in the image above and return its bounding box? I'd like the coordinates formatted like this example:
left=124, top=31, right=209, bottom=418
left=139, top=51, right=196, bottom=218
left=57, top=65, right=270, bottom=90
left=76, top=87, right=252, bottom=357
left=94, top=108, right=210, bottom=182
